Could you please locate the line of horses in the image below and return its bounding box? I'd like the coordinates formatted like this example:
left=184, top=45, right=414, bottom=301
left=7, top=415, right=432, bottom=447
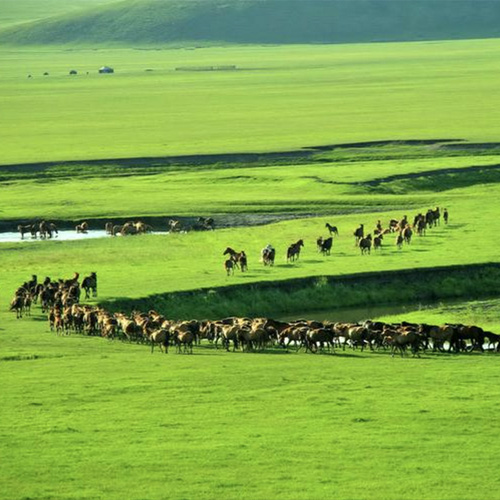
left=15, top=288, right=500, bottom=356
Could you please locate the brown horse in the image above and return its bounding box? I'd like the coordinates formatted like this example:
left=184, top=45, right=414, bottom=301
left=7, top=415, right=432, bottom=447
left=286, top=239, right=304, bottom=262
left=223, top=247, right=247, bottom=272
left=76, top=221, right=89, bottom=233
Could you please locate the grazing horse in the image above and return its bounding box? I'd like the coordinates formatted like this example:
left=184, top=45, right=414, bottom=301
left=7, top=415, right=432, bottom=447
left=286, top=239, right=304, bottom=262
left=261, top=245, right=275, bottom=266
left=353, top=224, right=364, bottom=245
left=359, top=234, right=372, bottom=255
left=223, top=247, right=247, bottom=271
left=82, top=272, right=97, bottom=299
left=318, top=237, right=333, bottom=256
left=325, top=223, right=339, bottom=236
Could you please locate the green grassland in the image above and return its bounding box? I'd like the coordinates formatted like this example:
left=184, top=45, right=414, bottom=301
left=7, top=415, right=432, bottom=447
left=2, top=150, right=500, bottom=220
left=3, top=37, right=500, bottom=500
left=2, top=39, right=500, bottom=164
left=2, top=314, right=500, bottom=500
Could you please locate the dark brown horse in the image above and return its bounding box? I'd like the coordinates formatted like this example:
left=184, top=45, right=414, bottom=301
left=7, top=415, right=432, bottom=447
left=353, top=224, right=364, bottom=245
left=286, top=239, right=304, bottom=262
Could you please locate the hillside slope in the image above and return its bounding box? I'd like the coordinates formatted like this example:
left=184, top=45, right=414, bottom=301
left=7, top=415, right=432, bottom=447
left=1, top=0, right=500, bottom=45
left=0, top=0, right=119, bottom=29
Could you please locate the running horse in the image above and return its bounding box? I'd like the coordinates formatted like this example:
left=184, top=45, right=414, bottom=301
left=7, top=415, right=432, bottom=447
left=223, top=247, right=248, bottom=272
left=261, top=245, right=276, bottom=266
left=325, top=223, right=339, bottom=236
left=286, top=239, right=304, bottom=262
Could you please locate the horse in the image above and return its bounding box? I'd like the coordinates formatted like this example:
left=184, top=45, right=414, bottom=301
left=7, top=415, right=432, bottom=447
left=403, top=225, right=413, bottom=244
left=261, top=246, right=275, bottom=266
left=76, top=221, right=89, bottom=234
left=17, top=224, right=37, bottom=240
left=325, top=223, right=339, bottom=236
left=359, top=234, right=372, bottom=255
left=223, top=247, right=247, bottom=271
left=168, top=219, right=182, bottom=232
left=286, top=239, right=304, bottom=262
left=353, top=224, right=364, bottom=245
left=39, top=220, right=54, bottom=239
left=373, top=234, right=383, bottom=250
left=82, top=272, right=97, bottom=299
left=319, top=237, right=333, bottom=256
left=396, top=232, right=404, bottom=249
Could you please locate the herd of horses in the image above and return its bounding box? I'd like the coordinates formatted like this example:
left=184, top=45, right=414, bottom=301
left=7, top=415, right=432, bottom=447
left=10, top=273, right=97, bottom=319
left=16, top=217, right=216, bottom=239
left=10, top=276, right=499, bottom=356
left=17, top=220, right=58, bottom=239
left=355, top=206, right=448, bottom=254
left=222, top=206, right=449, bottom=275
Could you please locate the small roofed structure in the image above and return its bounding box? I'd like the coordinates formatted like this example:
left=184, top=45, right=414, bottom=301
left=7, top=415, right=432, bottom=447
left=99, top=66, right=114, bottom=74
left=69, top=70, right=77, bottom=75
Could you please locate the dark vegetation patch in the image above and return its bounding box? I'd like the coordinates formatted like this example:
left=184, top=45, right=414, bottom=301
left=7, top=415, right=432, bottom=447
left=101, top=263, right=500, bottom=320
left=0, top=139, right=470, bottom=184
left=359, top=164, right=500, bottom=193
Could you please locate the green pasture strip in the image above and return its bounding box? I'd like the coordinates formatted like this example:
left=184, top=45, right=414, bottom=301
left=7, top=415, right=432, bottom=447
left=102, top=263, right=500, bottom=321
left=1, top=39, right=500, bottom=164
left=1, top=154, right=499, bottom=221
left=379, top=297, right=500, bottom=332
left=1, top=310, right=500, bottom=500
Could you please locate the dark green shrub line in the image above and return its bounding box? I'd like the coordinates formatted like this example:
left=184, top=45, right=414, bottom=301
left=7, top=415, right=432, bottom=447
left=100, top=262, right=500, bottom=320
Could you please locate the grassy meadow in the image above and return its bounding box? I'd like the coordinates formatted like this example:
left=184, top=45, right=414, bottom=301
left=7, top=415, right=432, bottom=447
left=1, top=39, right=500, bottom=164
left=2, top=35, right=500, bottom=500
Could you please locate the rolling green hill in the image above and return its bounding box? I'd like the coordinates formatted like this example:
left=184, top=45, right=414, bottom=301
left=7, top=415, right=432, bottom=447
left=1, top=0, right=500, bottom=46
left=0, top=0, right=119, bottom=29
